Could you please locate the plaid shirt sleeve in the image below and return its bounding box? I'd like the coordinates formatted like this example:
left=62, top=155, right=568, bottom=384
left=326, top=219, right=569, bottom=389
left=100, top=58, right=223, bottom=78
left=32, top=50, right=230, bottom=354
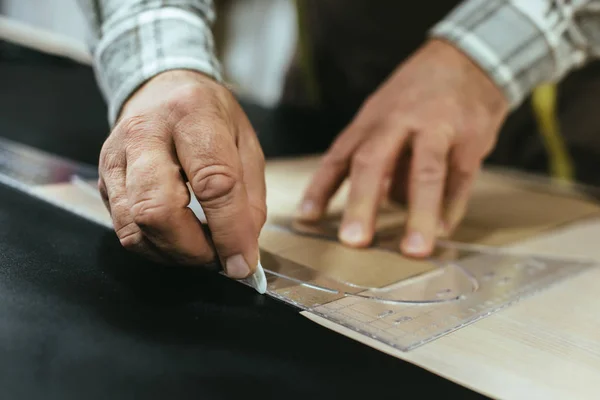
left=430, top=0, right=600, bottom=110
left=76, top=0, right=223, bottom=126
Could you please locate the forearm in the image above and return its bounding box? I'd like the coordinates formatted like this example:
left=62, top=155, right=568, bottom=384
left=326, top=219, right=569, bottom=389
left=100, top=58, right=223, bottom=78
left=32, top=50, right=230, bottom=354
left=76, top=0, right=222, bottom=125
left=430, top=0, right=600, bottom=110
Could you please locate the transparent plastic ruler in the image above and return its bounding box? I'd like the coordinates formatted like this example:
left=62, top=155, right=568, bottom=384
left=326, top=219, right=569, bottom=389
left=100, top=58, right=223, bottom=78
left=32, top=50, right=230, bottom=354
left=258, top=242, right=596, bottom=351
left=0, top=137, right=108, bottom=227
left=311, top=256, right=592, bottom=351
left=0, top=137, right=97, bottom=185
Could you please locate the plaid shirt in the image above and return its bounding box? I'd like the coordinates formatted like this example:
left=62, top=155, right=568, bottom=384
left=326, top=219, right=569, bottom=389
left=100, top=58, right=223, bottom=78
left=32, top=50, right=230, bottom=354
left=77, top=0, right=600, bottom=126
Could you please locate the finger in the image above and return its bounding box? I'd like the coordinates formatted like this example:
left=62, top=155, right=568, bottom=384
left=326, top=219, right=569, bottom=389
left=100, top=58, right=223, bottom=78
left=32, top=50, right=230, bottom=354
left=125, top=135, right=217, bottom=266
left=442, top=151, right=480, bottom=236
left=387, top=146, right=412, bottom=205
left=339, top=132, right=406, bottom=247
left=298, top=119, right=370, bottom=220
left=174, top=117, right=259, bottom=279
left=401, top=128, right=451, bottom=258
left=98, top=142, right=166, bottom=263
left=236, top=113, right=267, bottom=235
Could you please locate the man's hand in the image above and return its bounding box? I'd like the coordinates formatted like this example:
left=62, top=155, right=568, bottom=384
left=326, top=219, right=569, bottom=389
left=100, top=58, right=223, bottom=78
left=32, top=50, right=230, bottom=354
left=98, top=70, right=265, bottom=278
left=299, top=39, right=509, bottom=257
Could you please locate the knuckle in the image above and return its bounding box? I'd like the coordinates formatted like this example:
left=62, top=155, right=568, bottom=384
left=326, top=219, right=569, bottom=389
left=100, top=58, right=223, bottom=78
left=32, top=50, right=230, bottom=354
left=190, top=164, right=238, bottom=204
left=116, top=222, right=144, bottom=249
left=413, top=161, right=446, bottom=185
left=130, top=198, right=173, bottom=229
left=321, top=149, right=348, bottom=171
left=351, top=148, right=376, bottom=171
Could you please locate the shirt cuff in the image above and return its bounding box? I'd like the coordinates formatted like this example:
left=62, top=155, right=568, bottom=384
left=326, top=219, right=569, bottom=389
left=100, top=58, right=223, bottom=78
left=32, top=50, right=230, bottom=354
left=429, top=0, right=587, bottom=110
left=93, top=7, right=223, bottom=126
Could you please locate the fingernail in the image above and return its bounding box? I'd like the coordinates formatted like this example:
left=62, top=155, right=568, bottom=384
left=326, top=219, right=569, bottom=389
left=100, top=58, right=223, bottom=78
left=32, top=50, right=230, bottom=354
left=225, top=254, right=250, bottom=279
left=403, top=232, right=426, bottom=254
left=340, top=222, right=365, bottom=245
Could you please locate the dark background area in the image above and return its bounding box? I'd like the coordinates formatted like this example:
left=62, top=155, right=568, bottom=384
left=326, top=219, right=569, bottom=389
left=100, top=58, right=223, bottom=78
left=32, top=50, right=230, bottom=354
left=5, top=38, right=600, bottom=190
left=0, top=40, right=344, bottom=167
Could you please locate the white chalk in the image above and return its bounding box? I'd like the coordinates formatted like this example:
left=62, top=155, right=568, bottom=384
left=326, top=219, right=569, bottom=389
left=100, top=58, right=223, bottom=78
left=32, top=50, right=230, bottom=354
left=244, top=260, right=267, bottom=294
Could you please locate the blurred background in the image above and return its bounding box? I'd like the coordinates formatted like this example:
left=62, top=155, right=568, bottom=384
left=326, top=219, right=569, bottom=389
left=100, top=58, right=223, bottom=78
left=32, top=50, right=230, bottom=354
left=5, top=0, right=600, bottom=187
left=0, top=0, right=298, bottom=107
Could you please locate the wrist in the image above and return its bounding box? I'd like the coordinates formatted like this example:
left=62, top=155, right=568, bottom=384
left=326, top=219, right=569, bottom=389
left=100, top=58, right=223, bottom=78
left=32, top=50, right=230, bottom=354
left=143, top=69, right=217, bottom=88
left=424, top=38, right=509, bottom=116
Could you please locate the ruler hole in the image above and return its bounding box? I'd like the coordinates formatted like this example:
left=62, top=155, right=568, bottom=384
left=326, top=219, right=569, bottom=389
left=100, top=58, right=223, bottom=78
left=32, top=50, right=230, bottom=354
left=393, top=316, right=413, bottom=325
left=483, top=271, right=495, bottom=280
left=378, top=310, right=394, bottom=318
